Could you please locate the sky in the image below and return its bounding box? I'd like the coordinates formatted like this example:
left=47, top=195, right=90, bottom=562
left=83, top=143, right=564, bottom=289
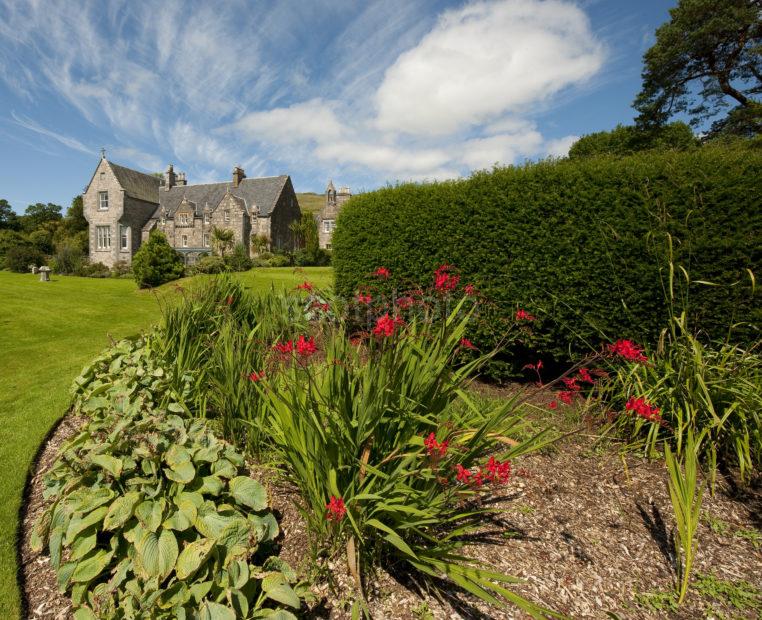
left=0, top=0, right=678, bottom=212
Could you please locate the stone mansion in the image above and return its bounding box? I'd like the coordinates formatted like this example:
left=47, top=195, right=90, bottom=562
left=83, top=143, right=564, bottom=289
left=83, top=154, right=301, bottom=267
left=316, top=180, right=351, bottom=249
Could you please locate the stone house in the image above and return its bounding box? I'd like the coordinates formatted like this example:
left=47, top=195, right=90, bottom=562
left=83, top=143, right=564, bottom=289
left=316, top=180, right=351, bottom=249
left=82, top=154, right=301, bottom=267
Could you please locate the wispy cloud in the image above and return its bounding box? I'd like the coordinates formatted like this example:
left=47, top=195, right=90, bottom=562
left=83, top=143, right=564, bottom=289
left=10, top=112, right=94, bottom=155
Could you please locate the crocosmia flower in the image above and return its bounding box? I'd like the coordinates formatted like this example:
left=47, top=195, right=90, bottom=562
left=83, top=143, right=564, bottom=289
left=464, top=284, right=477, bottom=296
left=295, top=281, right=313, bottom=291
left=434, top=265, right=460, bottom=292
left=455, top=464, right=472, bottom=483
left=356, top=293, right=372, bottom=305
left=460, top=338, right=477, bottom=350
left=423, top=432, right=449, bottom=457
left=296, top=335, right=317, bottom=357
left=374, top=267, right=391, bottom=279
left=373, top=313, right=403, bottom=337
left=248, top=370, right=265, bottom=382
left=625, top=397, right=661, bottom=422
left=515, top=309, right=536, bottom=321
left=609, top=339, right=648, bottom=363
left=273, top=340, right=294, bottom=354
left=326, top=496, right=347, bottom=522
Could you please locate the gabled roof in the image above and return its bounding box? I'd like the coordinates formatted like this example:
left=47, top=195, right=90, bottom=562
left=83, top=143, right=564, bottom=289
left=108, top=161, right=161, bottom=204
left=155, top=176, right=289, bottom=219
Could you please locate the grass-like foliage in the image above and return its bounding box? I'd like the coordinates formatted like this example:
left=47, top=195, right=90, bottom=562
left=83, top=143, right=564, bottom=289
left=32, top=409, right=306, bottom=619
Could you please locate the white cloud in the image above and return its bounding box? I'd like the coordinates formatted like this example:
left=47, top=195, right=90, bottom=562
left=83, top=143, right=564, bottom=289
left=169, top=122, right=234, bottom=169
left=10, top=112, right=93, bottom=155
left=545, top=134, right=579, bottom=157
left=459, top=127, right=544, bottom=170
left=230, top=100, right=346, bottom=145
left=374, top=0, right=605, bottom=136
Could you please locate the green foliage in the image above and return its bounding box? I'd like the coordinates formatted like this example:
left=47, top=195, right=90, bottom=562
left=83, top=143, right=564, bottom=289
left=75, top=261, right=111, bottom=278
left=189, top=255, right=227, bottom=275
left=634, top=0, right=761, bottom=135
left=225, top=244, right=252, bottom=272
left=211, top=228, right=235, bottom=258
left=32, top=408, right=304, bottom=618
left=51, top=238, right=87, bottom=275
left=0, top=229, right=29, bottom=269
left=665, top=430, right=704, bottom=605
left=20, top=202, right=63, bottom=233
left=5, top=244, right=45, bottom=272
left=569, top=122, right=698, bottom=159
left=332, top=143, right=762, bottom=378
left=0, top=198, right=20, bottom=231
left=132, top=230, right=184, bottom=289
left=693, top=572, right=762, bottom=612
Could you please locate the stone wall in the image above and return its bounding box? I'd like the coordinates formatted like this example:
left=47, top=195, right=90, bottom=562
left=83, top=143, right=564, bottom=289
left=120, top=196, right=161, bottom=264
left=269, top=178, right=301, bottom=250
left=83, top=159, right=126, bottom=268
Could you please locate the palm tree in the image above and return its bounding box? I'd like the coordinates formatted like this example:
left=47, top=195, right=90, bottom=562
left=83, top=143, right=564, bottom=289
left=211, top=227, right=234, bottom=257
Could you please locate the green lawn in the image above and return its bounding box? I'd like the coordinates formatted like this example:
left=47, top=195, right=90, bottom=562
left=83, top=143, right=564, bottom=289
left=0, top=267, right=332, bottom=618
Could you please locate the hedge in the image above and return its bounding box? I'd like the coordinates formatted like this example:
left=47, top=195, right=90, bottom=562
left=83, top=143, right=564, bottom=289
left=332, top=142, right=762, bottom=378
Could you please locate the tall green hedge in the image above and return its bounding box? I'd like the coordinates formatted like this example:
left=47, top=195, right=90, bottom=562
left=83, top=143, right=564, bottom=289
left=333, top=143, right=761, bottom=378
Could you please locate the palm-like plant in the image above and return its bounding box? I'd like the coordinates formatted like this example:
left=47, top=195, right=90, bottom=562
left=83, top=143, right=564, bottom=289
left=211, top=226, right=235, bottom=257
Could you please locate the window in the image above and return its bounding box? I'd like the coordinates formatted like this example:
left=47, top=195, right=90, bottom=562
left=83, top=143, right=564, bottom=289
left=100, top=172, right=105, bottom=182
left=203, top=233, right=210, bottom=247
left=323, top=219, right=335, bottom=233
left=96, top=225, right=111, bottom=250
left=204, top=212, right=210, bottom=224
left=326, top=243, right=332, bottom=250
left=224, top=210, right=230, bottom=222
left=181, top=235, right=188, bottom=248
left=98, top=191, right=109, bottom=210
left=120, top=225, right=130, bottom=251
left=178, top=213, right=190, bottom=226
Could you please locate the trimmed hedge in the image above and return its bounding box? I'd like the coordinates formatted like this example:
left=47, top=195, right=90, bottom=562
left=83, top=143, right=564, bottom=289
left=333, top=143, right=762, bottom=378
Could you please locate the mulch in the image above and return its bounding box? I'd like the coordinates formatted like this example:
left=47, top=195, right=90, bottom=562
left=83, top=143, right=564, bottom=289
left=20, top=409, right=762, bottom=619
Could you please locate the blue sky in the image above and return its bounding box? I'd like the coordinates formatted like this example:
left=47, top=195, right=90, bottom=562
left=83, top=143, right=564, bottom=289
left=0, top=0, right=676, bottom=212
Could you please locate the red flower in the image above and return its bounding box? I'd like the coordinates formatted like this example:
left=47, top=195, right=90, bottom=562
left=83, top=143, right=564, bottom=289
left=395, top=296, right=414, bottom=309
left=609, top=339, right=648, bottom=363
left=548, top=400, right=558, bottom=410
left=523, top=360, right=543, bottom=371
left=562, top=377, right=581, bottom=392
left=296, top=335, right=317, bottom=357
left=248, top=370, right=265, bottom=382
left=372, top=313, right=403, bottom=337
left=273, top=340, right=294, bottom=354
left=434, top=266, right=460, bottom=292
left=459, top=338, right=477, bottom=350
left=485, top=456, right=512, bottom=484
left=356, top=293, right=372, bottom=305
left=326, top=496, right=347, bottom=522
left=455, top=464, right=472, bottom=483
left=311, top=301, right=330, bottom=313
left=625, top=397, right=661, bottom=422
left=472, top=470, right=485, bottom=486
left=295, top=281, right=313, bottom=291
left=577, top=368, right=595, bottom=384
left=558, top=390, right=574, bottom=405
left=464, top=284, right=477, bottom=296
left=374, top=267, right=391, bottom=279
left=515, top=309, right=536, bottom=321
left=423, top=432, right=449, bottom=457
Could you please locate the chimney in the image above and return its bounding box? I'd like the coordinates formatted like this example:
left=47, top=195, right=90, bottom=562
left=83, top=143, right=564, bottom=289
left=176, top=171, right=187, bottom=187
left=164, top=164, right=176, bottom=191
left=232, top=165, right=246, bottom=188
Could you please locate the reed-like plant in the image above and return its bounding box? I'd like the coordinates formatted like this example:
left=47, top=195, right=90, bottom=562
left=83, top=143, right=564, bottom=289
left=665, top=430, right=705, bottom=605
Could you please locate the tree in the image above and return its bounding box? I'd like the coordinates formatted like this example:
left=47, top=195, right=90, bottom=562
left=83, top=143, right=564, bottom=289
left=0, top=199, right=20, bottom=231
left=131, top=230, right=184, bottom=288
left=211, top=227, right=235, bottom=257
left=569, top=122, right=698, bottom=159
left=21, top=202, right=63, bottom=233
left=5, top=245, right=45, bottom=273
left=64, top=196, right=88, bottom=232
left=250, top=233, right=270, bottom=255
left=634, top=0, right=761, bottom=137
left=289, top=214, right=319, bottom=253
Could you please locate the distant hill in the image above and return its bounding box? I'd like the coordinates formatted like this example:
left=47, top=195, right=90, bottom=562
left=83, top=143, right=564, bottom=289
left=296, top=193, right=324, bottom=214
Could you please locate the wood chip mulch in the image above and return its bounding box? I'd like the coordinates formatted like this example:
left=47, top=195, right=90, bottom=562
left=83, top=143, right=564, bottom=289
left=21, top=413, right=762, bottom=619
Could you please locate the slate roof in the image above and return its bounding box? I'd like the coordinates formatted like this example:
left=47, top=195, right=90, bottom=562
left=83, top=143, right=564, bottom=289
left=108, top=161, right=161, bottom=204
left=154, top=176, right=289, bottom=219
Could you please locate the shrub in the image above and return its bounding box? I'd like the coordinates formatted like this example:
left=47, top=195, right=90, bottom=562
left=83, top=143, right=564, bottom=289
left=5, top=244, right=45, bottom=272
left=0, top=229, right=28, bottom=269
left=110, top=260, right=131, bottom=278
left=75, top=261, right=111, bottom=278
left=332, top=142, right=762, bottom=378
left=132, top=230, right=184, bottom=288
left=52, top=239, right=86, bottom=275
left=224, top=243, right=252, bottom=272
left=188, top=255, right=226, bottom=275
left=293, top=248, right=331, bottom=267
left=32, top=409, right=305, bottom=618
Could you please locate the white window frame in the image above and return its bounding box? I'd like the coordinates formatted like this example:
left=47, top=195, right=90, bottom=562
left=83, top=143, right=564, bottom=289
left=224, top=210, right=230, bottom=222
left=98, top=191, right=109, bottom=210
left=96, top=225, right=111, bottom=250
left=181, top=234, right=188, bottom=248
left=323, top=219, right=334, bottom=233
left=204, top=212, right=210, bottom=224
left=203, top=233, right=210, bottom=247
left=119, top=225, right=130, bottom=251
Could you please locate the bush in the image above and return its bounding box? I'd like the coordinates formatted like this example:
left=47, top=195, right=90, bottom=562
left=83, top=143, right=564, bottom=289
left=32, top=407, right=306, bottom=618
left=52, top=239, right=86, bottom=275
left=110, top=259, right=131, bottom=278
left=332, top=142, right=762, bottom=378
left=188, top=255, right=226, bottom=275
left=5, top=244, right=45, bottom=272
left=0, top=229, right=28, bottom=269
left=294, top=248, right=331, bottom=267
left=75, top=261, right=111, bottom=278
left=267, top=254, right=291, bottom=268
left=132, top=230, right=184, bottom=288
left=224, top=243, right=252, bottom=272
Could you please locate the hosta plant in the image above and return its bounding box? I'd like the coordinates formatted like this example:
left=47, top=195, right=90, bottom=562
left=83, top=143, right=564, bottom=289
left=31, top=410, right=306, bottom=619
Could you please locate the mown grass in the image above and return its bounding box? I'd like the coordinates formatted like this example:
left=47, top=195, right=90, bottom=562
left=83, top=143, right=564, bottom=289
left=0, top=267, right=332, bottom=618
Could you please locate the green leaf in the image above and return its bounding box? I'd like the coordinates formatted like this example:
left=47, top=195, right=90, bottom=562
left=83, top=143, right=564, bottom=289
left=175, top=538, right=215, bottom=580
left=65, top=506, right=108, bottom=545
left=135, top=528, right=179, bottom=580
left=91, top=454, right=123, bottom=477
left=198, top=601, right=236, bottom=620
left=194, top=504, right=235, bottom=539
left=70, top=549, right=113, bottom=583
left=165, top=444, right=191, bottom=469
left=73, top=608, right=98, bottom=620
left=135, top=499, right=164, bottom=532
left=156, top=529, right=179, bottom=579
left=69, top=525, right=98, bottom=561
left=262, top=574, right=301, bottom=609
left=164, top=460, right=196, bottom=484
left=211, top=458, right=237, bottom=479
left=229, top=476, right=267, bottom=511
left=103, top=492, right=141, bottom=530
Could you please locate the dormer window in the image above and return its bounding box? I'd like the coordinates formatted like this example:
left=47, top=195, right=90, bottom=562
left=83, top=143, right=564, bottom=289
left=178, top=213, right=190, bottom=226
left=98, top=191, right=109, bottom=210
left=224, top=210, right=230, bottom=222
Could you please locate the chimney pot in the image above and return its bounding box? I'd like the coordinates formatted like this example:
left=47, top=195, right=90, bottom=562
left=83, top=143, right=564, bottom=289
left=232, top=166, right=246, bottom=188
